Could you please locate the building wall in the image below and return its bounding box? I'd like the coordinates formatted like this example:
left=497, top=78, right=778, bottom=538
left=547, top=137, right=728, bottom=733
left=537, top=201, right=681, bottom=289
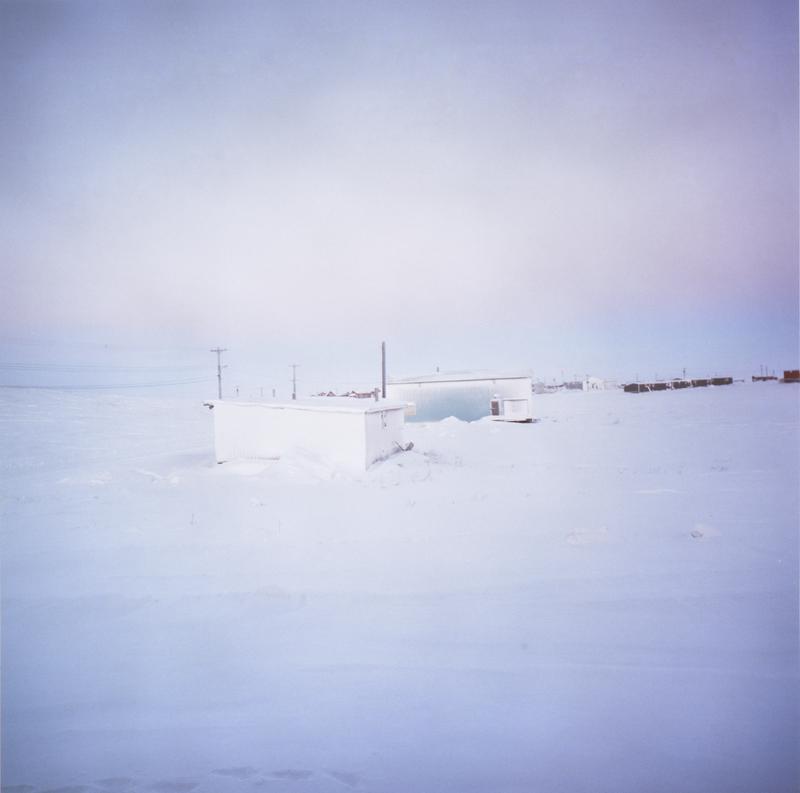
left=387, top=377, right=532, bottom=422
left=364, top=407, right=406, bottom=467
left=213, top=402, right=392, bottom=470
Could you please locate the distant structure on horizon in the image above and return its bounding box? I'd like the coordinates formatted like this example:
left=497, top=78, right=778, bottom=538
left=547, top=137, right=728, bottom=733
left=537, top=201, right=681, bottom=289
left=533, top=377, right=619, bottom=393
left=582, top=376, right=607, bottom=391
left=623, top=376, right=733, bottom=393
left=316, top=389, right=379, bottom=399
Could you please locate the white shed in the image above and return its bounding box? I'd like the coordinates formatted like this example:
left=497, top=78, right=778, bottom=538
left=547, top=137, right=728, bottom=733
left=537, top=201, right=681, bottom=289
left=210, top=398, right=406, bottom=470
left=386, top=372, right=533, bottom=422
left=582, top=377, right=606, bottom=391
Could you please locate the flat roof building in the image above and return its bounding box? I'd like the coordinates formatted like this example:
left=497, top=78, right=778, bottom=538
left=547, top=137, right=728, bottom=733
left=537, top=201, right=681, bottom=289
left=210, top=397, right=406, bottom=470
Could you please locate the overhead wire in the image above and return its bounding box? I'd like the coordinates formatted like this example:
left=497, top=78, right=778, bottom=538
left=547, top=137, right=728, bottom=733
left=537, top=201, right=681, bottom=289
left=0, top=377, right=214, bottom=390
left=0, top=362, right=208, bottom=372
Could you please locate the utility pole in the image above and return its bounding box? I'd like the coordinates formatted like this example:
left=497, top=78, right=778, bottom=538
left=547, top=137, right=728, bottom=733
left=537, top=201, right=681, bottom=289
left=290, top=364, right=299, bottom=400
left=381, top=341, right=386, bottom=399
left=210, top=347, right=227, bottom=399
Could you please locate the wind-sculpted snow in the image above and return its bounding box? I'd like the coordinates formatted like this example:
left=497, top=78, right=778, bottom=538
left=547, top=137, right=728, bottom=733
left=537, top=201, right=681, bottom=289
left=1, top=385, right=797, bottom=792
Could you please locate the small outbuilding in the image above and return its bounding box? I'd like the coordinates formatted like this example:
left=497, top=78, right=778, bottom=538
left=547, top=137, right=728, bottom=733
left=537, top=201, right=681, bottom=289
left=386, top=372, right=533, bottom=422
left=210, top=398, right=406, bottom=470
left=582, top=376, right=606, bottom=391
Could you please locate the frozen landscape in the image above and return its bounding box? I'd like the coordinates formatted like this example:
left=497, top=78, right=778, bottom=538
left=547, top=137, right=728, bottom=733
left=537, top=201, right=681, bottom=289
left=1, top=383, right=798, bottom=793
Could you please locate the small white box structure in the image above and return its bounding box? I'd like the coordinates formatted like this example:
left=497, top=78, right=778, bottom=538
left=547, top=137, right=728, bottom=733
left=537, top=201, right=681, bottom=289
left=210, top=398, right=406, bottom=471
left=489, top=396, right=532, bottom=421
left=582, top=376, right=607, bottom=391
left=387, top=372, right=533, bottom=422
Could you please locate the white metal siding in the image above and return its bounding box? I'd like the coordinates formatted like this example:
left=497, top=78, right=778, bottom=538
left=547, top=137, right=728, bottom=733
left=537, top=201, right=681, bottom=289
left=213, top=401, right=404, bottom=470
left=363, top=407, right=405, bottom=467
left=387, top=377, right=532, bottom=422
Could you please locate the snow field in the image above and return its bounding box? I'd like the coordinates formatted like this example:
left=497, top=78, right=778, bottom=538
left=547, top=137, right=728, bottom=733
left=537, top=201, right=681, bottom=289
left=1, top=384, right=797, bottom=792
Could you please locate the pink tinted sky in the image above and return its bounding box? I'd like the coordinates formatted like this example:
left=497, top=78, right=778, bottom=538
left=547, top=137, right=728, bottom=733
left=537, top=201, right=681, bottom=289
left=1, top=0, right=797, bottom=387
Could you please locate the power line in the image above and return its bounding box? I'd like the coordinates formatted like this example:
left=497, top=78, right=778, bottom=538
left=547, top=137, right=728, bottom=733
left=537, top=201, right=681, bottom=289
left=0, top=377, right=214, bottom=390
left=0, top=362, right=208, bottom=372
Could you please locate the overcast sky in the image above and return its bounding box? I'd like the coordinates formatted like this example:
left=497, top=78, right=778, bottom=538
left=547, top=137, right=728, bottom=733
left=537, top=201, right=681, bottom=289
left=1, top=0, right=797, bottom=390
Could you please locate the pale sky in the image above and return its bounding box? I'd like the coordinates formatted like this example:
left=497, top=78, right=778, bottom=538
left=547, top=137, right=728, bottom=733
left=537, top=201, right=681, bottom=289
left=2, top=0, right=797, bottom=391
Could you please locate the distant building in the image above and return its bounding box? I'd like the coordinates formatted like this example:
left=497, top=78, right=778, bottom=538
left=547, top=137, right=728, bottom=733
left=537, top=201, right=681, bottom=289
left=386, top=372, right=533, bottom=422
left=623, top=376, right=733, bottom=393
left=582, top=377, right=606, bottom=391
left=345, top=390, right=379, bottom=399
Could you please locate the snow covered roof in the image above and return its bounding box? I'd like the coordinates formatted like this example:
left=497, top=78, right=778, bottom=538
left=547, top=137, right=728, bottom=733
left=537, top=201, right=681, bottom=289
left=389, top=371, right=532, bottom=385
left=210, top=397, right=406, bottom=415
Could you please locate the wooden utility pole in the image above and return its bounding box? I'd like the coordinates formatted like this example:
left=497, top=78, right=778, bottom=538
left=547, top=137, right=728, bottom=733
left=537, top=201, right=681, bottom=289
left=290, top=364, right=299, bottom=400
left=210, top=347, right=227, bottom=399
left=381, top=341, right=386, bottom=399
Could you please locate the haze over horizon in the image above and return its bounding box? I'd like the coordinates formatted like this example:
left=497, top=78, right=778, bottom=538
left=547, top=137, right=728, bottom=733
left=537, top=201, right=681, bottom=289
left=2, top=0, right=798, bottom=392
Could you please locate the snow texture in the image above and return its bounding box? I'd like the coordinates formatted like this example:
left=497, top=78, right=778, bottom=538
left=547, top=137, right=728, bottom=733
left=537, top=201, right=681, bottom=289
left=1, top=384, right=798, bottom=793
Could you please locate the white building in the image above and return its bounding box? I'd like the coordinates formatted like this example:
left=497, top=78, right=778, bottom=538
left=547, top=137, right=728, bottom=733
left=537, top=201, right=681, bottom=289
left=386, top=372, right=533, bottom=422
left=582, top=377, right=606, bottom=391
left=210, top=398, right=406, bottom=471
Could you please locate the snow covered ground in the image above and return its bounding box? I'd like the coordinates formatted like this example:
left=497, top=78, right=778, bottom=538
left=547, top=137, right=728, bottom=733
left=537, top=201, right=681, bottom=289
left=2, top=384, right=798, bottom=793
